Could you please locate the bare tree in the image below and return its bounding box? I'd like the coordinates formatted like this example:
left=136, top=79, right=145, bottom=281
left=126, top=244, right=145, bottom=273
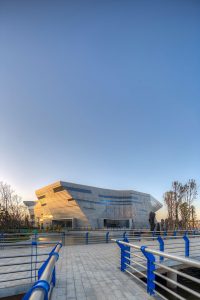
left=179, top=202, right=188, bottom=230
left=190, top=205, right=196, bottom=229
left=163, top=191, right=175, bottom=230
left=184, top=179, right=197, bottom=229
left=171, top=181, right=186, bottom=229
left=0, top=181, right=29, bottom=230
left=164, top=179, right=198, bottom=231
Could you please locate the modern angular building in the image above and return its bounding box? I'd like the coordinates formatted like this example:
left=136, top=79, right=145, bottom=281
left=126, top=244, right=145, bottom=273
left=25, top=181, right=162, bottom=229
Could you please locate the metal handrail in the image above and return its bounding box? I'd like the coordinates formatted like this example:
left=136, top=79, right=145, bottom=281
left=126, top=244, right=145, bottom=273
left=113, top=239, right=200, bottom=268
left=114, top=238, right=200, bottom=299
left=0, top=240, right=61, bottom=291
left=23, top=241, right=62, bottom=300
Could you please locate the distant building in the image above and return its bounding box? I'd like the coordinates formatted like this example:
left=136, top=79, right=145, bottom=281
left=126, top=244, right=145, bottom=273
left=24, top=181, right=162, bottom=229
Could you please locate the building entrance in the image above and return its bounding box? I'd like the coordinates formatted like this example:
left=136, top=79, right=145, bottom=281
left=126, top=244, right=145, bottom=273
left=103, top=219, right=130, bottom=228
left=52, top=219, right=73, bottom=228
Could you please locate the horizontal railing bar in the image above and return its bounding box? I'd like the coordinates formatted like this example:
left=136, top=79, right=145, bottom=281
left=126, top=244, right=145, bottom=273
left=154, top=271, right=200, bottom=298
left=131, top=244, right=158, bottom=247
left=124, top=234, right=200, bottom=240
left=131, top=253, right=146, bottom=261
left=114, top=240, right=200, bottom=268
left=164, top=246, right=183, bottom=249
left=154, top=289, right=168, bottom=300
left=125, top=263, right=147, bottom=277
left=0, top=260, right=45, bottom=268
left=125, top=268, right=147, bottom=284
left=164, top=249, right=184, bottom=253
left=165, top=241, right=185, bottom=245
left=154, top=280, right=186, bottom=300
left=124, top=257, right=147, bottom=269
left=0, top=268, right=39, bottom=276
left=154, top=262, right=200, bottom=284
left=124, top=250, right=131, bottom=254
left=130, top=251, right=142, bottom=255
left=0, top=253, right=49, bottom=259
left=0, top=232, right=63, bottom=235
left=112, top=239, right=140, bottom=250
left=1, top=242, right=59, bottom=246
left=0, top=276, right=33, bottom=283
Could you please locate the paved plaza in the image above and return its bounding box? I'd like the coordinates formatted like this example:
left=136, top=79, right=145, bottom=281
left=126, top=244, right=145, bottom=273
left=52, top=243, right=153, bottom=300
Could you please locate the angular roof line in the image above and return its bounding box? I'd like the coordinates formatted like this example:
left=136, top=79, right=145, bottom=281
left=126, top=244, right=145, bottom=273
left=35, top=180, right=151, bottom=197
left=61, top=180, right=150, bottom=196
left=35, top=181, right=62, bottom=195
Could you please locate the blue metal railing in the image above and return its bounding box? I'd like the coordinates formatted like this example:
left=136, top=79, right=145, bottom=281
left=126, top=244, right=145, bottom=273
left=65, top=230, right=200, bottom=245
left=0, top=232, right=65, bottom=246
left=23, top=241, right=62, bottom=300
left=0, top=240, right=61, bottom=294
left=128, top=233, right=195, bottom=260
left=1, top=230, right=200, bottom=247
left=114, top=237, right=200, bottom=299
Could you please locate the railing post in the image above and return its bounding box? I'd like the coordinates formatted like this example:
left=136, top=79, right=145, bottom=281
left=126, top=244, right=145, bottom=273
left=173, top=230, right=177, bottom=239
left=0, top=233, right=4, bottom=250
left=157, top=236, right=164, bottom=262
left=116, top=238, right=130, bottom=272
left=123, top=231, right=126, bottom=240
left=31, top=241, right=33, bottom=282
left=31, top=240, right=38, bottom=281
left=135, top=231, right=141, bottom=242
left=106, top=232, right=109, bottom=243
left=34, top=230, right=38, bottom=243
left=35, top=240, right=38, bottom=280
left=183, top=234, right=190, bottom=257
left=62, top=232, right=65, bottom=245
left=139, top=231, right=141, bottom=242
left=141, top=246, right=155, bottom=296
left=85, top=232, right=89, bottom=245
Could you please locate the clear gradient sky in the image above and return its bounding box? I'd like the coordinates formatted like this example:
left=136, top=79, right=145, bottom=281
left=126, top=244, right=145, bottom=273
left=0, top=0, right=200, bottom=220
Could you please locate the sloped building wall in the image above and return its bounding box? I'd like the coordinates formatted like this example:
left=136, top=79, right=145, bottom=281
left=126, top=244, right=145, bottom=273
left=35, top=182, right=89, bottom=228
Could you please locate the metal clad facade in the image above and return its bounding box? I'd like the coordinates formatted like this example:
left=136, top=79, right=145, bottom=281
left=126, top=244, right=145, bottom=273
left=32, top=181, right=162, bottom=229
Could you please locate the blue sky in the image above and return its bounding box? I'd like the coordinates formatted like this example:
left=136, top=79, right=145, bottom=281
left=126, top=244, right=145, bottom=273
left=0, top=0, right=200, bottom=219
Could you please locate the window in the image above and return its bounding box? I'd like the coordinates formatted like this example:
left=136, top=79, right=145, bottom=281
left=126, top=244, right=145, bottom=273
left=99, top=194, right=132, bottom=199
left=75, top=198, right=141, bottom=205
left=53, top=185, right=92, bottom=194
left=41, top=203, right=47, bottom=206
left=38, top=195, right=45, bottom=199
left=53, top=186, right=65, bottom=193
left=65, top=186, right=91, bottom=194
